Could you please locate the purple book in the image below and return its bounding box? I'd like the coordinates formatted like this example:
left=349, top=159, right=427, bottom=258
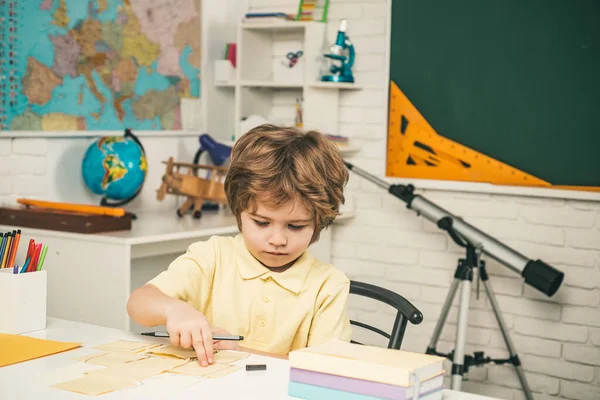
left=290, top=368, right=444, bottom=400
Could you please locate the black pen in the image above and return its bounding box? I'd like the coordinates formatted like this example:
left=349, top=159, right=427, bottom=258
left=141, top=331, right=244, bottom=341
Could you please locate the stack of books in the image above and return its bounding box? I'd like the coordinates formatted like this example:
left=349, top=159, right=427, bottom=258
left=288, top=339, right=445, bottom=400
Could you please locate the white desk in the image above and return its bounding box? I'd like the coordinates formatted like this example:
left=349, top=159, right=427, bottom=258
left=0, top=209, right=343, bottom=331
left=2, top=318, right=500, bottom=400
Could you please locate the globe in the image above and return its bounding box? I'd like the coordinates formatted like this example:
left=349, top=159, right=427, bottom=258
left=82, top=136, right=147, bottom=202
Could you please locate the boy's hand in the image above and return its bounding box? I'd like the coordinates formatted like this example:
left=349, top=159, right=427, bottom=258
left=212, top=327, right=241, bottom=352
left=165, top=301, right=214, bottom=366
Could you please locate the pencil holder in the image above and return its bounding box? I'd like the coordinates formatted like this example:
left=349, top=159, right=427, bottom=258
left=0, top=269, right=47, bottom=334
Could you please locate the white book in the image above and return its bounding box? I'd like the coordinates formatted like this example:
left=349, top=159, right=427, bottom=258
left=289, top=339, right=444, bottom=387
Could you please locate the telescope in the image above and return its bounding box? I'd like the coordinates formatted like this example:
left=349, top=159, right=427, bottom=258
left=344, top=162, right=564, bottom=297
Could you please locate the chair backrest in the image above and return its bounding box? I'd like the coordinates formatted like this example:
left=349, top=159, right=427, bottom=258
left=349, top=280, right=423, bottom=350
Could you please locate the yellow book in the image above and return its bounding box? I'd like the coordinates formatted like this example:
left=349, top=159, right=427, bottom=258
left=0, top=333, right=81, bottom=367
left=289, top=339, right=444, bottom=387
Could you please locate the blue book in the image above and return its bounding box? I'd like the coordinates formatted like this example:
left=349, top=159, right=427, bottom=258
left=289, top=381, right=442, bottom=400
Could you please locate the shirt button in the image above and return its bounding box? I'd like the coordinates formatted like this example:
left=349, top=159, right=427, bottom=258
left=262, top=296, right=270, bottom=303
left=259, top=319, right=266, bottom=327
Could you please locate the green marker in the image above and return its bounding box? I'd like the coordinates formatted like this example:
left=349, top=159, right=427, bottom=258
left=37, top=245, right=48, bottom=271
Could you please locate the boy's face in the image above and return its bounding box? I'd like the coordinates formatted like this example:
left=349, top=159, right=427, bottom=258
left=240, top=198, right=315, bottom=269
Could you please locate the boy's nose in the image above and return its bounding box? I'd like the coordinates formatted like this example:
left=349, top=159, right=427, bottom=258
left=268, top=232, right=287, bottom=247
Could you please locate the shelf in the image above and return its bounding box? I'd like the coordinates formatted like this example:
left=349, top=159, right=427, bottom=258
left=240, top=20, right=315, bottom=31
left=336, top=143, right=361, bottom=155
left=215, top=81, right=236, bottom=88
left=240, top=81, right=303, bottom=89
left=308, top=82, right=363, bottom=90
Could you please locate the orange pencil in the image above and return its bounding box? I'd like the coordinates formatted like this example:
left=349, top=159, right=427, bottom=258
left=17, top=198, right=126, bottom=217
left=6, top=229, right=21, bottom=270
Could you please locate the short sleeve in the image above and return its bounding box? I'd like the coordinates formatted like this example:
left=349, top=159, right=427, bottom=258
left=307, top=280, right=352, bottom=347
left=146, top=237, right=219, bottom=312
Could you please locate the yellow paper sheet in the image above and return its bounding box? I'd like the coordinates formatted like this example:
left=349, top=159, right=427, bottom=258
left=206, top=365, right=241, bottom=379
left=213, top=350, right=250, bottom=364
left=148, top=345, right=198, bottom=359
left=0, top=333, right=81, bottom=367
left=75, top=351, right=146, bottom=367
left=52, top=374, right=135, bottom=396
left=169, top=360, right=230, bottom=377
left=122, top=374, right=205, bottom=400
left=92, top=340, right=158, bottom=353
left=85, top=356, right=187, bottom=381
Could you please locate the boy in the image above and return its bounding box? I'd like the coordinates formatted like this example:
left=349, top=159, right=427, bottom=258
left=127, top=124, right=351, bottom=366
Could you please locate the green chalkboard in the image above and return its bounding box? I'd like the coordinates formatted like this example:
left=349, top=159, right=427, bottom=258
left=389, top=0, right=600, bottom=187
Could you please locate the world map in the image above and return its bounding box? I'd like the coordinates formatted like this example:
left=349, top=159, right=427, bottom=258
left=8, top=0, right=201, bottom=131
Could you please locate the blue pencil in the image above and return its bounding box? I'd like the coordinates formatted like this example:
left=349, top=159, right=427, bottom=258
left=13, top=264, right=18, bottom=274
left=19, top=257, right=30, bottom=274
left=0, top=233, right=7, bottom=267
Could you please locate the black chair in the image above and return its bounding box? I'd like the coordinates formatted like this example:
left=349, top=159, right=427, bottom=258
left=349, top=280, right=423, bottom=350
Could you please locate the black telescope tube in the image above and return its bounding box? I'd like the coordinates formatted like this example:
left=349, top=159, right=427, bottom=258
left=522, top=260, right=564, bottom=297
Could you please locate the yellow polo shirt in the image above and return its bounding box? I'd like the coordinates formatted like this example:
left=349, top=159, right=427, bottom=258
left=147, top=234, right=351, bottom=354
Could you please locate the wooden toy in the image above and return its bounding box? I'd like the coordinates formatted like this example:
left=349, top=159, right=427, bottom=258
left=156, top=158, right=228, bottom=218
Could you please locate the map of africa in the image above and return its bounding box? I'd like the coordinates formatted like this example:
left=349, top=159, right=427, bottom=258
left=8, top=0, right=201, bottom=131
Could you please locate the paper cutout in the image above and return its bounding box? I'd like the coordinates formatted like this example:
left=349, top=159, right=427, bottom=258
left=52, top=374, right=135, bottom=396
left=75, top=351, right=146, bottom=367
left=36, top=363, right=105, bottom=387
left=206, top=365, right=241, bottom=379
left=122, top=373, right=205, bottom=400
left=147, top=345, right=198, bottom=359
left=213, top=350, right=250, bottom=364
left=52, top=340, right=250, bottom=396
left=85, top=357, right=187, bottom=382
left=169, top=361, right=230, bottom=377
left=92, top=340, right=159, bottom=353
left=0, top=333, right=81, bottom=367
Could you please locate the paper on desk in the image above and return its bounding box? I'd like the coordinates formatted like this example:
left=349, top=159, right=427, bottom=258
left=121, top=373, right=205, bottom=400
left=75, top=351, right=147, bottom=367
left=0, top=333, right=81, bottom=367
left=213, top=350, right=250, bottom=364
left=169, top=360, right=228, bottom=376
left=169, top=360, right=240, bottom=378
left=85, top=356, right=188, bottom=381
left=148, top=345, right=198, bottom=359
left=92, top=340, right=159, bottom=353
left=36, top=363, right=105, bottom=386
left=206, top=365, right=241, bottom=379
left=52, top=374, right=135, bottom=396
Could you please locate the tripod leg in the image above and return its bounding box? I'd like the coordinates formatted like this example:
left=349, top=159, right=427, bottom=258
left=481, top=265, right=534, bottom=400
left=451, top=276, right=472, bottom=391
left=427, top=279, right=460, bottom=352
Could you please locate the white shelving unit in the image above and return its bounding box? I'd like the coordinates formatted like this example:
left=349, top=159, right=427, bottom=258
left=213, top=20, right=362, bottom=142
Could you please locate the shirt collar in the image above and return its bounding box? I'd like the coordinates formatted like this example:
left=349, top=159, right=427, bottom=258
left=234, top=234, right=314, bottom=294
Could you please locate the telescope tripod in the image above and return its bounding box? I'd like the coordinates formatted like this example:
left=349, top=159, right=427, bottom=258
left=426, top=239, right=533, bottom=400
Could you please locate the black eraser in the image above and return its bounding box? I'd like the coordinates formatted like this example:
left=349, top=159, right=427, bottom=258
left=245, top=364, right=267, bottom=371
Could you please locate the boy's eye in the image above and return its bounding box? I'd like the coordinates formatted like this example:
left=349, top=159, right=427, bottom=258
left=288, top=224, right=306, bottom=231
left=253, top=220, right=269, bottom=227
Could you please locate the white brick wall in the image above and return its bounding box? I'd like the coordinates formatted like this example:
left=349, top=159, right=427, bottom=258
left=248, top=0, right=600, bottom=398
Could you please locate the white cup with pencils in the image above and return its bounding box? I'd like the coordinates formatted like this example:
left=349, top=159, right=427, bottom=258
left=0, top=229, right=48, bottom=334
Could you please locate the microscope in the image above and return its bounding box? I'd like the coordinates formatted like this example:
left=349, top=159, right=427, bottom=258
left=321, top=19, right=355, bottom=83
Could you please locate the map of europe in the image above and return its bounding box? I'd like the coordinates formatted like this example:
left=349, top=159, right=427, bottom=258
left=7, top=0, right=201, bottom=131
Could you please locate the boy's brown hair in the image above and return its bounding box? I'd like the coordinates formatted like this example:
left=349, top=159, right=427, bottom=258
left=224, top=124, right=349, bottom=242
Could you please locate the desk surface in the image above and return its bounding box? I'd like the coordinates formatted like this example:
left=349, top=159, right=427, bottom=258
left=2, top=319, right=499, bottom=400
